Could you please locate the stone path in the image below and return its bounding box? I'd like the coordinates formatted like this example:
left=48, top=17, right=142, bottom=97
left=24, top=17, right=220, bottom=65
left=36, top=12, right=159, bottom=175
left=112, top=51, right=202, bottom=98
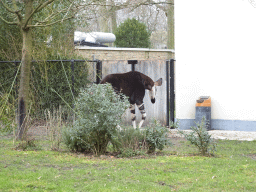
left=169, top=129, right=256, bottom=141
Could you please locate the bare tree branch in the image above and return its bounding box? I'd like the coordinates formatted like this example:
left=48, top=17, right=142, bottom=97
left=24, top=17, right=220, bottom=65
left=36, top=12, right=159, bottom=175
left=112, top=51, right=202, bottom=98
left=27, top=16, right=74, bottom=28
left=62, top=1, right=75, bottom=22
left=30, top=6, right=75, bottom=28
left=0, top=0, right=17, bottom=13
left=89, top=0, right=172, bottom=13
left=0, top=0, right=23, bottom=22
left=24, top=0, right=55, bottom=28
left=34, top=0, right=56, bottom=13
left=0, top=15, right=18, bottom=25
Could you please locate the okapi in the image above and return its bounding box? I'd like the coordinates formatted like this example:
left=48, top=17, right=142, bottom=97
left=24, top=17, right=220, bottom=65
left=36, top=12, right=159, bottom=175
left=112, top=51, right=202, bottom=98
left=100, top=71, right=162, bottom=128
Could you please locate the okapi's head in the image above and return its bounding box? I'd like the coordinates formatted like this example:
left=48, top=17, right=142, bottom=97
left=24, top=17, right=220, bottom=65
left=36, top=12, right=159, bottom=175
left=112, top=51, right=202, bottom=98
left=144, top=77, right=162, bottom=104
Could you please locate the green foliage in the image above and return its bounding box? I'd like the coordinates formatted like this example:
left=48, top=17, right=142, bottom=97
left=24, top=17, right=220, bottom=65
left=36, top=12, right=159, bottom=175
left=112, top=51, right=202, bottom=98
left=145, top=119, right=172, bottom=153
left=63, top=83, right=130, bottom=155
left=117, top=126, right=146, bottom=150
left=115, top=126, right=147, bottom=157
left=0, top=11, right=22, bottom=60
left=170, top=119, right=180, bottom=129
left=114, top=18, right=150, bottom=48
left=179, top=117, right=217, bottom=156
left=15, top=138, right=41, bottom=151
left=30, top=60, right=89, bottom=113
left=118, top=148, right=146, bottom=158
left=113, top=121, right=171, bottom=157
left=0, top=93, right=17, bottom=134
left=0, top=59, right=89, bottom=123
left=64, top=110, right=171, bottom=156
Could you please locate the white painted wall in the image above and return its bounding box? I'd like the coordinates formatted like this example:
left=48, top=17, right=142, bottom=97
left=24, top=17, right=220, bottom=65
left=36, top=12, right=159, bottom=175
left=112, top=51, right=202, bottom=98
left=175, top=1, right=256, bottom=124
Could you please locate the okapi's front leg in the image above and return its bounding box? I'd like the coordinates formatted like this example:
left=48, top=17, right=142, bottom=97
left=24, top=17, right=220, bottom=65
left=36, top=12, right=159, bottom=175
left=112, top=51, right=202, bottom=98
left=129, top=104, right=136, bottom=128
left=137, top=103, right=146, bottom=128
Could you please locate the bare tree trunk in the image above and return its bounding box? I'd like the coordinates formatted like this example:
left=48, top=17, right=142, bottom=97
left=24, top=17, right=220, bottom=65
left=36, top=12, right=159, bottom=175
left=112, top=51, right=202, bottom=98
left=167, top=0, right=174, bottom=49
left=99, top=0, right=109, bottom=32
left=110, top=0, right=117, bottom=33
left=17, top=0, right=33, bottom=140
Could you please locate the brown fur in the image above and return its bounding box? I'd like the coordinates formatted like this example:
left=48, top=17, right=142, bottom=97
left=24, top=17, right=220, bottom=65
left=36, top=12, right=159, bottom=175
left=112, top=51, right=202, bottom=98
left=100, top=71, right=155, bottom=105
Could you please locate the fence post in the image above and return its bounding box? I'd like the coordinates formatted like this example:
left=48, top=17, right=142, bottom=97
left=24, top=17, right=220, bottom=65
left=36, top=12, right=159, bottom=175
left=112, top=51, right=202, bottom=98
left=71, top=60, right=75, bottom=94
left=14, top=61, right=19, bottom=100
left=166, top=60, right=170, bottom=127
left=96, top=60, right=102, bottom=84
left=170, top=59, right=175, bottom=127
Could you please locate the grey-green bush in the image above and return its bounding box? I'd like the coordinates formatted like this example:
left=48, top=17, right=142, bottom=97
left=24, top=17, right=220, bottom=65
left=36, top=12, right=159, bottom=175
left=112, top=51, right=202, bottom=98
left=115, top=121, right=171, bottom=156
left=63, top=83, right=130, bottom=155
left=178, top=117, right=217, bottom=156
left=145, top=119, right=171, bottom=153
left=115, top=126, right=147, bottom=157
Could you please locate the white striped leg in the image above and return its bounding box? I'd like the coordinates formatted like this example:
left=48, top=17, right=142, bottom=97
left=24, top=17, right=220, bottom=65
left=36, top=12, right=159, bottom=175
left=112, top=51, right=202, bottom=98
left=129, top=104, right=136, bottom=128
left=137, top=103, right=146, bottom=128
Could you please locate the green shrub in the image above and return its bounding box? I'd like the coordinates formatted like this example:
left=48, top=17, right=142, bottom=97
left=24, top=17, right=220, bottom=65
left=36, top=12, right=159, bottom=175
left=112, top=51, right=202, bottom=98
left=114, top=18, right=150, bottom=48
left=145, top=119, right=172, bottom=153
left=115, top=121, right=171, bottom=156
left=178, top=117, right=217, bottom=156
left=63, top=83, right=130, bottom=155
left=117, top=126, right=146, bottom=150
left=115, top=126, right=147, bottom=157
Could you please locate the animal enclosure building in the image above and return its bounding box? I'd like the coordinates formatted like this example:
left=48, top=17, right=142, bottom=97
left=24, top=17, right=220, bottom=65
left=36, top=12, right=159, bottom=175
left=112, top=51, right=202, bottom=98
left=76, top=47, right=175, bottom=127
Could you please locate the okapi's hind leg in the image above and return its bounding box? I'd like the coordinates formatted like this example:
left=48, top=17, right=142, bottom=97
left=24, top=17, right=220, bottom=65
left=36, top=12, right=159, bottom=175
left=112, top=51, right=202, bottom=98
left=137, top=103, right=146, bottom=128
left=129, top=104, right=136, bottom=128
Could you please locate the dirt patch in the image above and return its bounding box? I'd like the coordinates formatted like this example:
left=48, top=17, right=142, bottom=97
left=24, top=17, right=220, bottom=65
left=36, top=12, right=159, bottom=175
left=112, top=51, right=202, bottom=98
left=247, top=154, right=256, bottom=161
left=27, top=120, right=48, bottom=137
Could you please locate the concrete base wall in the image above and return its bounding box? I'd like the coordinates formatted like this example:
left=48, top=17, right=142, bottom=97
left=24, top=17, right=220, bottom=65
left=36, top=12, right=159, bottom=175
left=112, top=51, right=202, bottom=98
left=178, top=119, right=256, bottom=132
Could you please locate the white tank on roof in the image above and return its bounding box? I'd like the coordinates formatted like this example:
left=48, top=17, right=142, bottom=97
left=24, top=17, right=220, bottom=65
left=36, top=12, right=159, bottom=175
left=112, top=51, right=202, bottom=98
left=74, top=31, right=116, bottom=44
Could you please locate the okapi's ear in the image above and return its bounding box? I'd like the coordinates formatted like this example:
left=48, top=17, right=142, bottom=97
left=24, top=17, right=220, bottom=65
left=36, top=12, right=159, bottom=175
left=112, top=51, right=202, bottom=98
left=155, top=78, right=162, bottom=86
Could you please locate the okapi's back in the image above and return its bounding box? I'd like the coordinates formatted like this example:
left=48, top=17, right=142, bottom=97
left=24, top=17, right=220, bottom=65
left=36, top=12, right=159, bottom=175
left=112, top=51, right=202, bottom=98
left=100, top=71, right=145, bottom=97
left=100, top=71, right=153, bottom=88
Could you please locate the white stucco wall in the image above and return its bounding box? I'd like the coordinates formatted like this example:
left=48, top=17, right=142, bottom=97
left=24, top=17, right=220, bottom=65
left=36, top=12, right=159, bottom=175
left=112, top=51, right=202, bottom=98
left=175, top=0, right=256, bottom=130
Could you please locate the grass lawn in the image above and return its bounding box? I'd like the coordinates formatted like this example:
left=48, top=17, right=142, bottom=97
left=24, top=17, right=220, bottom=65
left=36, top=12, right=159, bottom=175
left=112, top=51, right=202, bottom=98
left=0, top=135, right=256, bottom=191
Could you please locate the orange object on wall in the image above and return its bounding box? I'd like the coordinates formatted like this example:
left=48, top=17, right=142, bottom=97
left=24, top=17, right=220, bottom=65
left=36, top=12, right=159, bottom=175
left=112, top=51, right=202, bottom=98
left=196, top=96, right=211, bottom=107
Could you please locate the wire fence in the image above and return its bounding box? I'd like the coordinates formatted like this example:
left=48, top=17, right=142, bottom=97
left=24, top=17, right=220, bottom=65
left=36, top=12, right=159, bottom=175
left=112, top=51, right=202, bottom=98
left=0, top=59, right=102, bottom=118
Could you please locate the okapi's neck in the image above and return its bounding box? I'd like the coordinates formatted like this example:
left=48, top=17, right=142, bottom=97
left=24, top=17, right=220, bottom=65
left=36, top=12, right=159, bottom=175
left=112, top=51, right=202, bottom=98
left=140, top=73, right=154, bottom=90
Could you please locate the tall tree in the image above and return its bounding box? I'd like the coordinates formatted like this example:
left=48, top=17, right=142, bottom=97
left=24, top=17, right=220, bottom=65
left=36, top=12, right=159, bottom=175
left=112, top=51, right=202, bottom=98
left=145, top=0, right=174, bottom=49
left=0, top=0, right=77, bottom=139
left=167, top=0, right=174, bottom=49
